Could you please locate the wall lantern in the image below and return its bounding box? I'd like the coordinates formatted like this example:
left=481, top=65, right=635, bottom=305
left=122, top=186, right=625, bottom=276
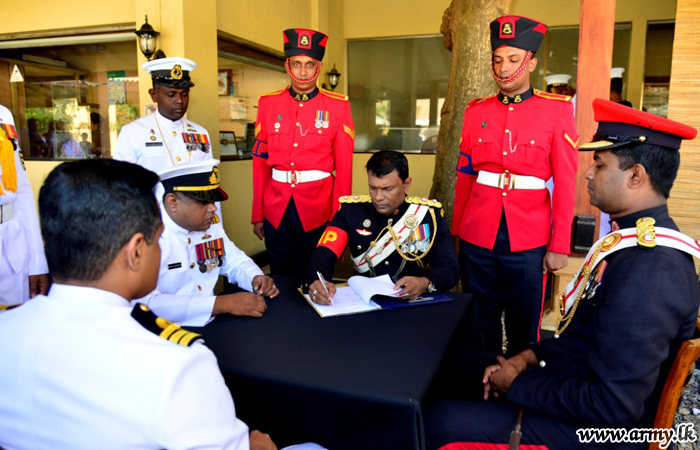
left=135, top=16, right=161, bottom=60
left=328, top=64, right=341, bottom=92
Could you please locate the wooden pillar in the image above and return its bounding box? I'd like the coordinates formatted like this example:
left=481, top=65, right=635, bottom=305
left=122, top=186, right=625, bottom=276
left=574, top=0, right=616, bottom=237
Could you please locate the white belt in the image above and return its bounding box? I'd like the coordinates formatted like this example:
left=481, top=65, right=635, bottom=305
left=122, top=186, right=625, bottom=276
left=0, top=202, right=14, bottom=224
left=271, top=168, right=331, bottom=184
left=476, top=170, right=546, bottom=190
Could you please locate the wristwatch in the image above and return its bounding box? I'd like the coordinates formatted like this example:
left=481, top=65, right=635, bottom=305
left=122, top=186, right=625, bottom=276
left=427, top=280, right=437, bottom=293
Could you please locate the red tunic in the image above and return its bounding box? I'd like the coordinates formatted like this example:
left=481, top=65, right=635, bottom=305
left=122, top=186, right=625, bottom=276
left=252, top=87, right=354, bottom=231
left=452, top=91, right=579, bottom=253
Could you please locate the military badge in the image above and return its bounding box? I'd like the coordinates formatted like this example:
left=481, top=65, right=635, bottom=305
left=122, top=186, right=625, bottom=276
left=195, top=238, right=226, bottom=274
left=182, top=133, right=210, bottom=153
left=356, top=229, right=372, bottom=236
left=363, top=219, right=371, bottom=228
left=275, top=122, right=281, bottom=129
left=171, top=65, right=183, bottom=80
left=150, top=135, right=156, bottom=141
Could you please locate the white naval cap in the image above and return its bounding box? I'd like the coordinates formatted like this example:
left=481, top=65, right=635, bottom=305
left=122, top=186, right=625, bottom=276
left=159, top=159, right=228, bottom=202
left=611, top=67, right=626, bottom=79
left=142, top=57, right=197, bottom=88
left=544, top=74, right=572, bottom=86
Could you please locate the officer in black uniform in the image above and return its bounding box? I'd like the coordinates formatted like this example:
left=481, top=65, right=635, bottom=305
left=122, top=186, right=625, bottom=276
left=424, top=99, right=700, bottom=449
left=307, top=150, right=459, bottom=303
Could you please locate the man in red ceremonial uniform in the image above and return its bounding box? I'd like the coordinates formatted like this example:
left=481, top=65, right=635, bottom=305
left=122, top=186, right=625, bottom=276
left=452, top=16, right=579, bottom=353
left=252, top=28, right=354, bottom=278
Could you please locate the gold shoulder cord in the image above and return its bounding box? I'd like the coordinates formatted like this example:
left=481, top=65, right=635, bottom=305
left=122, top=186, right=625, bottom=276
left=369, top=208, right=438, bottom=269
left=553, top=242, right=602, bottom=337
left=153, top=112, right=176, bottom=166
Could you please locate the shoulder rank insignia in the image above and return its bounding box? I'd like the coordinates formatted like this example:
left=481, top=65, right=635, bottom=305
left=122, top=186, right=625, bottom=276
left=339, top=194, right=371, bottom=203
left=533, top=89, right=572, bottom=102
left=131, top=303, right=204, bottom=347
left=261, top=87, right=286, bottom=97
left=636, top=217, right=656, bottom=248
left=406, top=196, right=442, bottom=209
left=320, top=88, right=349, bottom=101
left=467, top=96, right=495, bottom=108
left=0, top=303, right=21, bottom=311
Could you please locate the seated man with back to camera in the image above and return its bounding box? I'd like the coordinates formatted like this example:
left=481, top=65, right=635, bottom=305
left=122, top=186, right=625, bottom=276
left=424, top=100, right=700, bottom=450
left=307, top=150, right=459, bottom=303
left=0, top=158, right=287, bottom=450
left=134, top=160, right=278, bottom=327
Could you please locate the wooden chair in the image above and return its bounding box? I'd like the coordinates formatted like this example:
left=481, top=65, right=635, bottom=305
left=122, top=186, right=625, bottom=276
left=649, top=314, right=700, bottom=450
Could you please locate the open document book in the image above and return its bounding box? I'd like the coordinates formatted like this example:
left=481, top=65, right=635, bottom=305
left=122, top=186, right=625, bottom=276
left=303, top=275, right=451, bottom=318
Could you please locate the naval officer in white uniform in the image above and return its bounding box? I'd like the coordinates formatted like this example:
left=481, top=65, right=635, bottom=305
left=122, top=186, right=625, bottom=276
left=0, top=104, right=49, bottom=304
left=134, top=160, right=279, bottom=327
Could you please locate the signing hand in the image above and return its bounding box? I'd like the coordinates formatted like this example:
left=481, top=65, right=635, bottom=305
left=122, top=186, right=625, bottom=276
left=543, top=251, right=567, bottom=273
left=309, top=279, right=336, bottom=305
left=214, top=292, right=267, bottom=318
left=29, top=274, right=50, bottom=297
left=393, top=276, right=431, bottom=300
left=249, top=430, right=277, bottom=450
left=253, top=222, right=265, bottom=240
left=252, top=275, right=279, bottom=298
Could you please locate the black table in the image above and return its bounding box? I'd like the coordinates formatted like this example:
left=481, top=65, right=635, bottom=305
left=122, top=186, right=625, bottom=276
left=192, top=275, right=473, bottom=450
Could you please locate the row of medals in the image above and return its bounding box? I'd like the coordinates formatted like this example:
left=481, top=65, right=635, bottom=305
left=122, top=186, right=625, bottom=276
left=401, top=214, right=430, bottom=254
left=199, top=256, right=224, bottom=273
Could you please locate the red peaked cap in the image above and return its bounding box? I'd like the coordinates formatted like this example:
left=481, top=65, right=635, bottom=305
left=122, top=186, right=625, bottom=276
left=490, top=15, right=547, bottom=53
left=283, top=28, right=328, bottom=61
left=579, top=98, right=697, bottom=151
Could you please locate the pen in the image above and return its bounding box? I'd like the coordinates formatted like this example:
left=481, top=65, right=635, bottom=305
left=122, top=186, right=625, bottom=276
left=317, top=271, right=334, bottom=305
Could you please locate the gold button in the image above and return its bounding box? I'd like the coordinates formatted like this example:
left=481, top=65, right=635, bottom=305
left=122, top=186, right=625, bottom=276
left=505, top=129, right=510, bottom=133
left=478, top=138, right=482, bottom=143
left=296, top=122, right=300, bottom=126
left=357, top=245, right=362, bottom=249
left=187, top=238, right=191, bottom=244
left=530, top=140, right=535, bottom=145
left=299, top=103, right=304, bottom=107
left=293, top=143, right=298, bottom=147
left=172, top=131, right=177, bottom=136
left=504, top=169, right=509, bottom=173
left=508, top=107, right=514, bottom=111
left=502, top=192, right=507, bottom=197
left=139, top=304, right=150, bottom=312
left=190, top=263, right=195, bottom=269
left=197, top=285, right=202, bottom=291
left=503, top=152, right=507, bottom=156
left=275, top=129, right=279, bottom=133
left=385, top=261, right=390, bottom=265
left=290, top=162, right=295, bottom=167
left=176, top=156, right=181, bottom=162
left=318, top=130, right=322, bottom=134
left=291, top=184, right=296, bottom=188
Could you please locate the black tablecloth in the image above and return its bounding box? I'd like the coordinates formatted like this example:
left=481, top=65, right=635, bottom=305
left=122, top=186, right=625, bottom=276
left=191, top=275, right=473, bottom=450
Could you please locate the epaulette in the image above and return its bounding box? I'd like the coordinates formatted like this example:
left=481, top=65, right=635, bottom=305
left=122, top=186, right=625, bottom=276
left=320, top=88, right=349, bottom=101
left=406, top=196, right=442, bottom=208
left=534, top=89, right=572, bottom=102
left=339, top=194, right=371, bottom=203
left=131, top=303, right=204, bottom=347
left=467, top=96, right=495, bottom=107
left=261, top=87, right=286, bottom=97
left=0, top=303, right=21, bottom=311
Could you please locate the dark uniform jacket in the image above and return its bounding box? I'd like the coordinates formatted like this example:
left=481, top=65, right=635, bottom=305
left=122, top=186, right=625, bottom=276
left=307, top=196, right=460, bottom=291
left=508, top=205, right=700, bottom=436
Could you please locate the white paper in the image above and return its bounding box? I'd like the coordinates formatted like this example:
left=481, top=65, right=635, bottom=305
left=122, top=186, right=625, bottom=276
left=303, top=289, right=381, bottom=318
left=348, top=274, right=401, bottom=303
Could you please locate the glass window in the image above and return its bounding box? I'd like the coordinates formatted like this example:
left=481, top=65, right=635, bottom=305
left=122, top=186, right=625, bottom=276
left=531, top=23, right=632, bottom=100
left=348, top=36, right=450, bottom=153
left=0, top=40, right=140, bottom=160
left=217, top=38, right=288, bottom=160
left=642, top=21, right=675, bottom=117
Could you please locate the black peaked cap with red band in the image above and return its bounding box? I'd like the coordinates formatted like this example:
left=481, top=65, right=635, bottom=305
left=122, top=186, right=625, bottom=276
left=283, top=28, right=328, bottom=61
left=579, top=99, right=697, bottom=152
left=490, top=15, right=547, bottom=53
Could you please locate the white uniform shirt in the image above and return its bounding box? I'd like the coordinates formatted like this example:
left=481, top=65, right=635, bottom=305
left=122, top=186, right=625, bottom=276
left=114, top=108, right=212, bottom=170
left=0, top=105, right=48, bottom=304
left=0, top=284, right=250, bottom=450
left=134, top=203, right=264, bottom=326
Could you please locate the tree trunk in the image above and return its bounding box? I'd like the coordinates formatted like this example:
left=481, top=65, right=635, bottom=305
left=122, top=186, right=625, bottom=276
left=430, top=0, right=511, bottom=228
